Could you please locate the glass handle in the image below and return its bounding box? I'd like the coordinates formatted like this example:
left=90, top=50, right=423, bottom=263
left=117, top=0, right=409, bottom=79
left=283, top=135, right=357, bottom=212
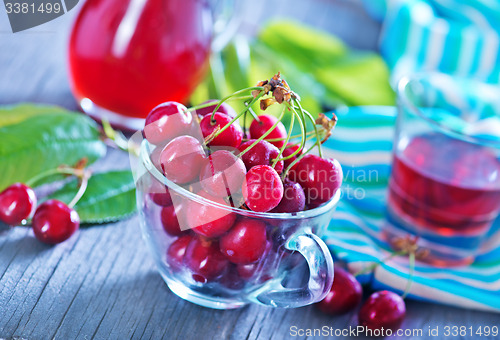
left=252, top=230, right=334, bottom=308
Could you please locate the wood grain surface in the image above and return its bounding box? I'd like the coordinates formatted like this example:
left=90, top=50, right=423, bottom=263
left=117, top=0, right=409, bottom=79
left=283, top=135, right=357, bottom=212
left=0, top=1, right=498, bottom=339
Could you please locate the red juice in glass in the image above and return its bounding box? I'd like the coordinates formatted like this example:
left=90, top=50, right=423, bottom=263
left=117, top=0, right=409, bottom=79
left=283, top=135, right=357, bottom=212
left=387, top=132, right=500, bottom=265
left=68, top=0, right=213, bottom=127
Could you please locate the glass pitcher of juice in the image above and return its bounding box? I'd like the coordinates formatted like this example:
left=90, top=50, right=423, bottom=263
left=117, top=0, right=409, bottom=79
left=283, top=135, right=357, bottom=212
left=68, top=0, right=237, bottom=130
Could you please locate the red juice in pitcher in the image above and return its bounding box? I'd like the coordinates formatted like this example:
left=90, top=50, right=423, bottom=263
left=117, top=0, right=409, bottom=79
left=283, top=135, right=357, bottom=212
left=388, top=133, right=500, bottom=236
left=68, top=0, right=213, bottom=121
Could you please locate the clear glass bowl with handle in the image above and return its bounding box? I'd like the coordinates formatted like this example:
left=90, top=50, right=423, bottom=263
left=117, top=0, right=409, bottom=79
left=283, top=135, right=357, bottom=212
left=131, top=138, right=340, bottom=310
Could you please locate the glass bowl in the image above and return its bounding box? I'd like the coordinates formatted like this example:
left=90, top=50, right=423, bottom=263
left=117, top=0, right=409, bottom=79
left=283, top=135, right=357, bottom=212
left=132, top=139, right=340, bottom=309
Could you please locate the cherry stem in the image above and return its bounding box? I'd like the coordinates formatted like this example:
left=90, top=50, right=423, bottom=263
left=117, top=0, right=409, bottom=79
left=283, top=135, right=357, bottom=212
left=281, top=143, right=318, bottom=179
left=401, top=251, right=415, bottom=299
left=68, top=169, right=92, bottom=208
left=211, top=91, right=265, bottom=139
left=353, top=250, right=408, bottom=277
left=101, top=119, right=138, bottom=156
left=187, top=95, right=255, bottom=112
left=25, top=166, right=84, bottom=188
left=254, top=130, right=314, bottom=143
left=239, top=105, right=286, bottom=157
left=209, top=86, right=264, bottom=122
left=272, top=106, right=295, bottom=168
left=246, top=103, right=261, bottom=122
left=280, top=104, right=307, bottom=178
left=293, top=98, right=322, bottom=158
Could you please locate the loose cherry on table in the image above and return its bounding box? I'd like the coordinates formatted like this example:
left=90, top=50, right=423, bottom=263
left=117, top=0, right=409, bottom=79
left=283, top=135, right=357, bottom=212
left=200, top=112, right=243, bottom=148
left=160, top=135, right=206, bottom=184
left=31, top=199, right=80, bottom=244
left=167, top=234, right=193, bottom=271
left=199, top=150, right=247, bottom=198
left=288, top=155, right=343, bottom=208
left=358, top=290, right=406, bottom=332
left=184, top=237, right=229, bottom=283
left=220, top=218, right=267, bottom=264
left=242, top=165, right=284, bottom=212
left=238, top=140, right=284, bottom=174
left=270, top=179, right=305, bottom=213
left=0, top=183, right=37, bottom=226
left=249, top=114, right=287, bottom=149
left=316, top=267, right=362, bottom=315
left=187, top=190, right=236, bottom=238
left=143, top=101, right=193, bottom=145
left=195, top=100, right=237, bottom=119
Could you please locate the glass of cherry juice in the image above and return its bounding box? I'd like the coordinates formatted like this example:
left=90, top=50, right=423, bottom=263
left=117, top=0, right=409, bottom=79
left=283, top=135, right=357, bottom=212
left=386, top=74, right=500, bottom=266
left=68, top=0, right=235, bottom=130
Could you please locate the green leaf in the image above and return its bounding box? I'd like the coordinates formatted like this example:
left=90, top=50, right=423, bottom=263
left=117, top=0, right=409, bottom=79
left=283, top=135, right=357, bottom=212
left=0, top=103, right=69, bottom=128
left=47, top=171, right=136, bottom=224
left=257, top=20, right=395, bottom=107
left=315, top=54, right=396, bottom=106
left=258, top=20, right=347, bottom=69
left=0, top=104, right=106, bottom=191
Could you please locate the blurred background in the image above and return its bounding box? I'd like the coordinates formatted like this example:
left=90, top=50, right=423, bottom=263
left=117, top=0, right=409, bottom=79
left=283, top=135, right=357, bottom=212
left=0, top=0, right=382, bottom=111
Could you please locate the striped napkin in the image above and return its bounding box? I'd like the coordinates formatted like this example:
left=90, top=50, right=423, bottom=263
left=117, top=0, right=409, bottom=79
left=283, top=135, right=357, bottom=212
left=364, top=0, right=500, bottom=85
left=321, top=105, right=500, bottom=313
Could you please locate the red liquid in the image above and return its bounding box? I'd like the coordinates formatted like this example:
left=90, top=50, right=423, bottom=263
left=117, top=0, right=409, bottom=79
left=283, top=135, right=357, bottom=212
left=388, top=133, right=500, bottom=235
left=68, top=0, right=213, bottom=119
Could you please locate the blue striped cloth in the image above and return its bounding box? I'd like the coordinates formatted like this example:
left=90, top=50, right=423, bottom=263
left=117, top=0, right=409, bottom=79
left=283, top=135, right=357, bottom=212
left=365, top=0, right=500, bottom=85
left=322, top=106, right=500, bottom=313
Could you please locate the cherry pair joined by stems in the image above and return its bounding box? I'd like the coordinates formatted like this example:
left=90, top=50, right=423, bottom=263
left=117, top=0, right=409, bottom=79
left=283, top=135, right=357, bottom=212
left=0, top=164, right=91, bottom=245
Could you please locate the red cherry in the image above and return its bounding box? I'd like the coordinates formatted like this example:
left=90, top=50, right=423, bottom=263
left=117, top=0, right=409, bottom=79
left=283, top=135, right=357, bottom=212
left=195, top=100, right=237, bottom=119
left=242, top=165, right=283, bottom=212
left=219, top=266, right=245, bottom=290
left=282, top=143, right=302, bottom=169
left=187, top=190, right=236, bottom=238
left=288, top=155, right=342, bottom=208
left=160, top=135, right=206, bottom=184
left=200, top=112, right=243, bottom=148
left=184, top=237, right=229, bottom=283
left=161, top=205, right=184, bottom=236
left=236, top=262, right=258, bottom=279
left=270, top=179, right=305, bottom=213
left=249, top=115, right=287, bottom=149
left=150, top=143, right=167, bottom=172
left=199, top=150, right=246, bottom=197
left=143, top=102, right=193, bottom=145
left=220, top=218, right=267, bottom=264
left=316, top=267, right=362, bottom=315
left=167, top=234, right=193, bottom=271
left=237, top=140, right=284, bottom=174
left=0, top=183, right=37, bottom=226
left=32, top=200, right=80, bottom=244
left=358, top=290, right=406, bottom=331
left=147, top=178, right=172, bottom=207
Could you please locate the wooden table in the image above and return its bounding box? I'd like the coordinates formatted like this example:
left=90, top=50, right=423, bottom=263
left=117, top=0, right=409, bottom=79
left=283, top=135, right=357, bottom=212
left=0, top=2, right=498, bottom=339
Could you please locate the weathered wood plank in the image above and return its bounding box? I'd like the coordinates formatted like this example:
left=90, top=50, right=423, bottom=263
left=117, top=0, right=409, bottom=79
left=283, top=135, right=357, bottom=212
left=1, top=1, right=499, bottom=340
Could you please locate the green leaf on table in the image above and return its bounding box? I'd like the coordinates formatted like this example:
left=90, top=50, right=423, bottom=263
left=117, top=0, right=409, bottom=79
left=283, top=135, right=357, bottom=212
left=47, top=171, right=136, bottom=224
left=0, top=104, right=106, bottom=191
left=0, top=103, right=69, bottom=128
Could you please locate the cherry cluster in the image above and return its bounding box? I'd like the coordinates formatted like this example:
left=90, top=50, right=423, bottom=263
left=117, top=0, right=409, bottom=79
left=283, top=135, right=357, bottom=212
left=142, top=74, right=342, bottom=287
